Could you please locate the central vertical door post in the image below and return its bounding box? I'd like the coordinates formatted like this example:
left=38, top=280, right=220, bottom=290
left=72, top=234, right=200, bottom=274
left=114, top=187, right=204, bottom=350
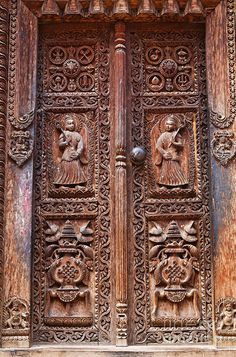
left=114, top=21, right=128, bottom=347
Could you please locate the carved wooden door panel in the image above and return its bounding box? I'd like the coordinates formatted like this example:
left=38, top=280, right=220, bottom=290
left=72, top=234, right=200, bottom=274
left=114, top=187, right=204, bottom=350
left=32, top=24, right=112, bottom=344
left=128, top=24, right=213, bottom=345
left=32, top=22, right=213, bottom=346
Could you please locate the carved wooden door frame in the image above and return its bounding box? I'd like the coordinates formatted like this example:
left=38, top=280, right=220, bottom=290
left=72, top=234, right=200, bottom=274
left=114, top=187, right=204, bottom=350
left=0, top=0, right=235, bottom=351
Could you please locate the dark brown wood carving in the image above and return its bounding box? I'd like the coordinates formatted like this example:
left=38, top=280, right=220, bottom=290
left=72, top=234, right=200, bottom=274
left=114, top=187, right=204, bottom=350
left=129, top=24, right=213, bottom=344
left=21, top=0, right=221, bottom=20
left=0, top=0, right=8, bottom=346
left=32, top=25, right=112, bottom=343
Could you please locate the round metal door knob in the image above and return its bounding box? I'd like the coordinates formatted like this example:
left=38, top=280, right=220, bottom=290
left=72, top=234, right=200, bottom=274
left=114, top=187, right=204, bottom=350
left=131, top=146, right=146, bottom=165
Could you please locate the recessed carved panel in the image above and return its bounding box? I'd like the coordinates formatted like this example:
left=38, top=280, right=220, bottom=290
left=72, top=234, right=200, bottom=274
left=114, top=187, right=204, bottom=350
left=130, top=27, right=212, bottom=344
left=43, top=111, right=96, bottom=198
left=149, top=219, right=200, bottom=327
left=145, top=112, right=198, bottom=198
left=44, top=219, right=94, bottom=327
left=216, top=298, right=236, bottom=336
left=144, top=42, right=197, bottom=94
left=45, top=45, right=96, bottom=94
left=32, top=27, right=112, bottom=344
left=3, top=297, right=29, bottom=336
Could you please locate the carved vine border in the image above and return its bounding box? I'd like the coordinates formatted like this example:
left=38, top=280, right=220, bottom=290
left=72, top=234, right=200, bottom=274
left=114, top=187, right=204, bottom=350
left=0, top=1, right=8, bottom=345
left=210, top=0, right=236, bottom=166
left=130, top=30, right=213, bottom=344
left=7, top=0, right=34, bottom=167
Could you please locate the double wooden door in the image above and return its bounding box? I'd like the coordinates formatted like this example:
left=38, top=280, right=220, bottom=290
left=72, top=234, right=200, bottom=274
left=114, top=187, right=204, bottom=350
left=32, top=22, right=213, bottom=346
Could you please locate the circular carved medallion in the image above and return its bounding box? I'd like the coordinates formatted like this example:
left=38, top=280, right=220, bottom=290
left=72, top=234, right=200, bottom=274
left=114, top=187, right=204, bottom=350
left=147, top=73, right=165, bottom=91
left=49, top=74, right=68, bottom=92
left=174, top=72, right=192, bottom=91
left=77, top=46, right=95, bottom=65
left=49, top=46, right=67, bottom=65
left=146, top=46, right=164, bottom=65
left=174, top=46, right=191, bottom=65
left=63, top=59, right=80, bottom=77
left=76, top=73, right=95, bottom=91
left=159, top=59, right=178, bottom=78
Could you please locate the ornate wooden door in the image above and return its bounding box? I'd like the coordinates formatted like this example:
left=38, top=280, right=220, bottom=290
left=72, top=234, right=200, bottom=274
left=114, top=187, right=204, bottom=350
left=127, top=24, right=213, bottom=345
left=32, top=24, right=113, bottom=344
left=32, top=22, right=213, bottom=346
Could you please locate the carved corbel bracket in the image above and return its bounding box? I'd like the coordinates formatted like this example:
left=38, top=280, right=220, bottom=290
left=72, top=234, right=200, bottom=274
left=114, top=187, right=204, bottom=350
left=211, top=131, right=236, bottom=166
left=216, top=297, right=236, bottom=337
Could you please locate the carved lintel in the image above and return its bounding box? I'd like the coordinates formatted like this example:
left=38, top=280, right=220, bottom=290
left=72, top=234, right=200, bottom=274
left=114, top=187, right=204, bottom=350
left=216, top=298, right=236, bottom=336
left=114, top=21, right=128, bottom=346
left=2, top=297, right=29, bottom=337
left=8, top=130, right=33, bottom=166
left=21, top=0, right=221, bottom=19
left=211, top=131, right=236, bottom=166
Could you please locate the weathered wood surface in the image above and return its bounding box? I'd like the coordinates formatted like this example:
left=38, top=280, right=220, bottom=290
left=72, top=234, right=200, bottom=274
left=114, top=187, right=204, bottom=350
left=206, top=0, right=236, bottom=345
left=114, top=21, right=128, bottom=347
left=0, top=0, right=9, bottom=348
left=2, top=0, right=37, bottom=348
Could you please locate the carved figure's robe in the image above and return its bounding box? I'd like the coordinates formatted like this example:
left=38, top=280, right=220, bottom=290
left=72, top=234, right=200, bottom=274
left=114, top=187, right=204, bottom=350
left=156, top=131, right=187, bottom=187
left=54, top=130, right=86, bottom=186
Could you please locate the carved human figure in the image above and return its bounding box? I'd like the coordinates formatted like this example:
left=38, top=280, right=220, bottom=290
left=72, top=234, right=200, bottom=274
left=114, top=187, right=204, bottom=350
left=54, top=115, right=86, bottom=187
left=156, top=115, right=188, bottom=187
left=218, top=302, right=236, bottom=332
